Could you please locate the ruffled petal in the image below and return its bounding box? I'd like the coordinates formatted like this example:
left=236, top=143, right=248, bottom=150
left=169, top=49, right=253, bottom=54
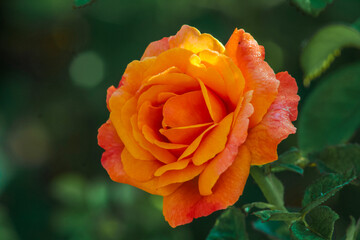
left=225, top=29, right=279, bottom=127
left=158, top=164, right=206, bottom=188
left=98, top=120, right=123, bottom=150
left=106, top=86, right=117, bottom=111
left=121, top=57, right=156, bottom=95
left=246, top=71, right=299, bottom=165
left=121, top=148, right=163, bottom=182
left=163, top=145, right=251, bottom=227
left=130, top=115, right=177, bottom=164
left=154, top=159, right=191, bottom=176
left=192, top=113, right=233, bottom=166
left=101, top=147, right=180, bottom=196
left=197, top=79, right=227, bottom=123
left=162, top=91, right=212, bottom=128
left=178, top=124, right=217, bottom=160
left=141, top=37, right=170, bottom=60
left=198, top=91, right=254, bottom=195
left=160, top=123, right=212, bottom=145
left=110, top=94, right=155, bottom=161
left=169, top=25, right=225, bottom=54
left=198, top=50, right=245, bottom=109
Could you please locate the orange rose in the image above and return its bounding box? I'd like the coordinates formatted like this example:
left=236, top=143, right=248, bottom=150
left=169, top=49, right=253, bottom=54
left=98, top=25, right=299, bottom=227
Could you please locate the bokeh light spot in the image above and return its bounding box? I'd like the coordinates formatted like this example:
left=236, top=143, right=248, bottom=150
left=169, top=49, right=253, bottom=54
left=70, top=51, right=104, bottom=88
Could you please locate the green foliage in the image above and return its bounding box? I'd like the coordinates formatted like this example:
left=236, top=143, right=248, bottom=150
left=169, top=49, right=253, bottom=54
left=345, top=216, right=360, bottom=240
left=305, top=206, right=339, bottom=239
left=253, top=210, right=301, bottom=222
left=242, top=202, right=276, bottom=214
left=291, top=206, right=338, bottom=240
left=310, top=144, right=360, bottom=178
left=290, top=0, right=333, bottom=17
left=207, top=207, right=249, bottom=240
left=73, top=0, right=95, bottom=8
left=298, top=62, right=360, bottom=154
left=268, top=148, right=308, bottom=175
left=301, top=24, right=360, bottom=86
left=302, top=173, right=355, bottom=214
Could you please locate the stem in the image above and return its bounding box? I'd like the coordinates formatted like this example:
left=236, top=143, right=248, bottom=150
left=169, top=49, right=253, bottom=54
left=250, top=166, right=287, bottom=212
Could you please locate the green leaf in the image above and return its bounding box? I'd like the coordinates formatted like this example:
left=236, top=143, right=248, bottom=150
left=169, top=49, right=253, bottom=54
left=242, top=202, right=276, bottom=214
left=207, top=207, right=249, bottom=240
left=269, top=148, right=308, bottom=175
left=298, top=62, right=360, bottom=154
left=345, top=216, right=360, bottom=240
left=291, top=206, right=338, bottom=240
left=310, top=144, right=360, bottom=178
left=305, top=206, right=339, bottom=240
left=253, top=210, right=301, bottom=222
left=250, top=167, right=285, bottom=210
left=301, top=25, right=360, bottom=86
left=291, top=221, right=326, bottom=240
left=73, top=0, right=95, bottom=8
left=290, top=0, right=333, bottom=17
left=302, top=173, right=355, bottom=213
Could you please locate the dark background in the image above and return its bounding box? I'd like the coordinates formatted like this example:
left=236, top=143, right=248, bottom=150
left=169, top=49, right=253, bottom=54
left=0, top=0, right=359, bottom=239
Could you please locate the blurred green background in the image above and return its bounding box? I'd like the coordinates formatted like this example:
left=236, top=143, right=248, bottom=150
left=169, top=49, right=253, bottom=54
left=0, top=0, right=359, bottom=239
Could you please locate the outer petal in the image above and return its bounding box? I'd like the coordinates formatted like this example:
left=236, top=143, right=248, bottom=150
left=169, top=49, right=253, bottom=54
left=141, top=37, right=170, bottom=60
left=169, top=25, right=225, bottom=54
left=98, top=120, right=123, bottom=150
left=101, top=147, right=180, bottom=196
left=121, top=148, right=162, bottom=182
left=163, top=145, right=251, bottom=227
left=225, top=29, right=279, bottom=128
left=246, top=71, right=300, bottom=165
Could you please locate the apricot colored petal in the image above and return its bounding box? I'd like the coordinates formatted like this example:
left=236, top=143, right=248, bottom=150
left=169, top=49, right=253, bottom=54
left=141, top=37, right=170, bottom=60
left=158, top=164, right=206, bottom=188
left=160, top=123, right=212, bottom=145
left=144, top=48, right=195, bottom=77
left=143, top=69, right=198, bottom=89
left=110, top=94, right=155, bottom=161
left=121, top=57, right=156, bottom=94
left=158, top=92, right=177, bottom=103
left=169, top=25, right=225, bottom=54
left=163, top=146, right=251, bottom=227
left=142, top=125, right=188, bottom=149
left=198, top=91, right=253, bottom=195
left=198, top=50, right=245, bottom=108
left=101, top=148, right=180, bottom=196
left=178, top=124, right=217, bottom=160
left=106, top=86, right=117, bottom=111
left=137, top=81, right=199, bottom=108
left=187, top=59, right=228, bottom=106
left=130, top=115, right=176, bottom=164
left=138, top=101, right=162, bottom=130
left=193, top=113, right=233, bottom=166
left=197, top=79, right=227, bottom=123
left=121, top=148, right=162, bottom=182
left=225, top=29, right=279, bottom=127
left=154, top=159, right=191, bottom=176
left=98, top=120, right=123, bottom=150
left=246, top=72, right=299, bottom=165
left=163, top=91, right=212, bottom=128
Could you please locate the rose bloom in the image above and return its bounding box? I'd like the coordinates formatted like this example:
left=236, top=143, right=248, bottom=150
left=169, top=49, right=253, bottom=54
left=98, top=25, right=299, bottom=227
